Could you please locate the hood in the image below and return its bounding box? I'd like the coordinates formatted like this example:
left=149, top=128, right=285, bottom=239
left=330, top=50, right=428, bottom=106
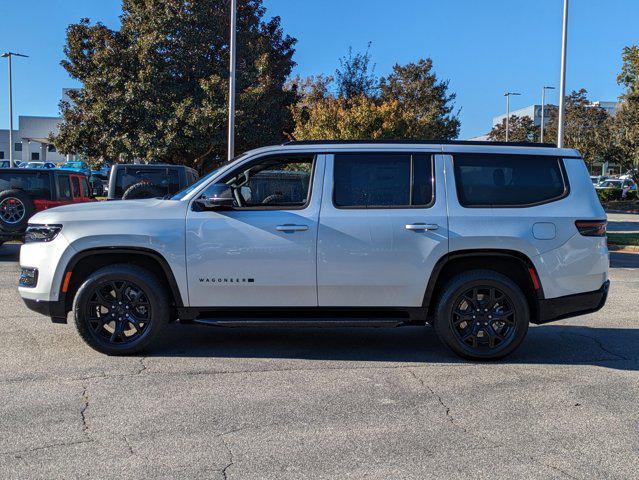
left=29, top=198, right=188, bottom=224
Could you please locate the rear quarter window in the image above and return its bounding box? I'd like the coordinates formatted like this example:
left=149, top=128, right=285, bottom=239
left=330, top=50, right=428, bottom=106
left=453, top=153, right=568, bottom=207
left=0, top=172, right=51, bottom=200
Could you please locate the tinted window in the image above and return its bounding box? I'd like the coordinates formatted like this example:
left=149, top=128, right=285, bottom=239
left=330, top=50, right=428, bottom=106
left=114, top=168, right=180, bottom=198
left=453, top=154, right=567, bottom=207
left=202, top=155, right=314, bottom=208
left=0, top=172, right=51, bottom=199
left=81, top=177, right=90, bottom=197
left=57, top=175, right=72, bottom=200
left=334, top=153, right=433, bottom=208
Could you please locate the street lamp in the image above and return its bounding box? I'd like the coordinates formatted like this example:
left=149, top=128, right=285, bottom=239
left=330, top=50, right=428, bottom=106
left=557, top=0, right=569, bottom=148
left=504, top=92, right=521, bottom=142
left=1, top=52, right=28, bottom=168
left=540, top=86, right=555, bottom=143
left=227, top=0, right=237, bottom=162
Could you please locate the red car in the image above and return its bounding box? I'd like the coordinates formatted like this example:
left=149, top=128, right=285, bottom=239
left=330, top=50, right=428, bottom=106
left=0, top=169, right=95, bottom=243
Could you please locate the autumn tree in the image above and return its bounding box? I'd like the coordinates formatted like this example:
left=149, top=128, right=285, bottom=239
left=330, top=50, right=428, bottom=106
left=54, top=0, right=297, bottom=169
left=292, top=48, right=460, bottom=141
left=544, top=89, right=615, bottom=171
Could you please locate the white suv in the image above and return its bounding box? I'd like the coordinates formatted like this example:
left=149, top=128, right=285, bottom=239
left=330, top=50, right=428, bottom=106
left=19, top=141, right=609, bottom=359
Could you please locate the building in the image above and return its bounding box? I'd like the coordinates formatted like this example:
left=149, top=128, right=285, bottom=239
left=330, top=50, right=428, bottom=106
left=492, top=101, right=619, bottom=128
left=0, top=89, right=78, bottom=164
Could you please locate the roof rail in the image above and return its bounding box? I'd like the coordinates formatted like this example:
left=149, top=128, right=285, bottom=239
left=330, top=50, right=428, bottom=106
left=282, top=139, right=558, bottom=148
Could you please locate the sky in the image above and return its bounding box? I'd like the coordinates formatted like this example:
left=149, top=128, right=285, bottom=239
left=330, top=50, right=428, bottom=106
left=0, top=0, right=637, bottom=139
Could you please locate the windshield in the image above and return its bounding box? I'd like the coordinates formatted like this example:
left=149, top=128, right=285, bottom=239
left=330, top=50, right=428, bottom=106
left=600, top=181, right=620, bottom=187
left=25, top=163, right=44, bottom=169
left=171, top=154, right=247, bottom=200
left=64, top=162, right=84, bottom=168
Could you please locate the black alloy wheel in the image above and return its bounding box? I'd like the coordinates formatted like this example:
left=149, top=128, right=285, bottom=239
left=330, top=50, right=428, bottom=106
left=74, top=264, right=169, bottom=355
left=434, top=270, right=529, bottom=360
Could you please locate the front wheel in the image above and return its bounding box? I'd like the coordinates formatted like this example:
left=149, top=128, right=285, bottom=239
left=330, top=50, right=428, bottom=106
left=73, top=264, right=169, bottom=355
left=434, top=270, right=529, bottom=360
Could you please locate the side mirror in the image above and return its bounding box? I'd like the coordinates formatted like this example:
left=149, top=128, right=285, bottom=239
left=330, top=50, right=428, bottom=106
left=193, top=183, right=235, bottom=211
left=195, top=196, right=234, bottom=211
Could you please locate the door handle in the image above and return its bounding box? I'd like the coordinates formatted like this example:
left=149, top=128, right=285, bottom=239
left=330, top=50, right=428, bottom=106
left=276, top=224, right=309, bottom=232
left=405, top=223, right=439, bottom=231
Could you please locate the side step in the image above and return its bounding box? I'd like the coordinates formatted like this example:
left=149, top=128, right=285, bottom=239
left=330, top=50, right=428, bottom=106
left=192, top=317, right=407, bottom=328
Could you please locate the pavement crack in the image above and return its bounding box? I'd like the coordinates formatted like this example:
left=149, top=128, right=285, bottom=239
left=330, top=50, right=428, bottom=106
left=123, top=436, right=136, bottom=456
left=137, top=356, right=148, bottom=375
left=562, top=332, right=628, bottom=360
left=1, top=439, right=93, bottom=458
left=409, top=370, right=582, bottom=480
left=220, top=436, right=234, bottom=480
left=80, top=385, right=90, bottom=436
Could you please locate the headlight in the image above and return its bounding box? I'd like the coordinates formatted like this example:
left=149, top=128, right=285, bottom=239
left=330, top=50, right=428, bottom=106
left=24, top=224, right=63, bottom=243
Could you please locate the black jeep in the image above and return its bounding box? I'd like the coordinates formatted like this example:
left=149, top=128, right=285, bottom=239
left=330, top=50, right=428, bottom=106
left=107, top=164, right=199, bottom=200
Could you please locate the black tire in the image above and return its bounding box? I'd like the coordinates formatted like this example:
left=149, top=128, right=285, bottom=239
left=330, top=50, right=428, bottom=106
left=73, top=264, right=170, bottom=355
left=433, top=270, right=529, bottom=360
left=262, top=193, right=285, bottom=205
left=122, top=182, right=164, bottom=200
left=0, top=189, right=34, bottom=233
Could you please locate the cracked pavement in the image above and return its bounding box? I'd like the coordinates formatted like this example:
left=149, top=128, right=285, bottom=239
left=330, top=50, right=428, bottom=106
left=1, top=244, right=638, bottom=479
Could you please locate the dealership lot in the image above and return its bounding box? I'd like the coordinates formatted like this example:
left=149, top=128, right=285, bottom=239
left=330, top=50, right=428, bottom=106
left=0, top=244, right=638, bottom=479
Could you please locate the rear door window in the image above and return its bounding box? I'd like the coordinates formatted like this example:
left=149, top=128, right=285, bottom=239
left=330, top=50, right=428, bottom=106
left=71, top=176, right=81, bottom=198
left=115, top=168, right=180, bottom=197
left=333, top=153, right=434, bottom=208
left=453, top=154, right=568, bottom=207
left=57, top=175, right=72, bottom=200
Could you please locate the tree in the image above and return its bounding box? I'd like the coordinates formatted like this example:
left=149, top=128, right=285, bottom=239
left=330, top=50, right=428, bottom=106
left=488, top=115, right=539, bottom=143
left=613, top=45, right=639, bottom=175
left=54, top=0, right=298, bottom=169
left=292, top=49, right=460, bottom=141
left=544, top=89, right=615, bottom=171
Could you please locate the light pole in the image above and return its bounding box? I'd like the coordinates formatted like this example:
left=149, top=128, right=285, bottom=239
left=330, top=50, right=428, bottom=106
left=227, top=0, right=237, bottom=162
left=557, top=0, right=569, bottom=148
left=504, top=92, right=521, bottom=142
left=1, top=52, right=28, bottom=168
left=540, top=86, right=555, bottom=143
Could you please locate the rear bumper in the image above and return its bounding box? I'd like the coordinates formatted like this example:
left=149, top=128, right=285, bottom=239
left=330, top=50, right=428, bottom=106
left=22, top=298, right=67, bottom=324
left=534, top=280, right=610, bottom=324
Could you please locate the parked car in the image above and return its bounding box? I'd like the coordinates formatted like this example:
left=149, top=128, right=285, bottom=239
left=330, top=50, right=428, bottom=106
left=595, top=179, right=637, bottom=191
left=0, top=168, right=95, bottom=244
left=0, top=160, right=23, bottom=168
left=21, top=161, right=57, bottom=170
left=590, top=175, right=607, bottom=185
left=60, top=160, right=92, bottom=177
left=107, top=164, right=199, bottom=200
left=19, top=141, right=609, bottom=359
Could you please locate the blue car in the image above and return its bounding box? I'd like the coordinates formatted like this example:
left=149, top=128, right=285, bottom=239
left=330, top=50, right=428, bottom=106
left=60, top=160, right=91, bottom=177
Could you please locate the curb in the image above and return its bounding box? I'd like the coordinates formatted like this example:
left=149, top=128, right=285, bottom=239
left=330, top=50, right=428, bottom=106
left=608, top=244, right=639, bottom=253
left=605, top=209, right=639, bottom=215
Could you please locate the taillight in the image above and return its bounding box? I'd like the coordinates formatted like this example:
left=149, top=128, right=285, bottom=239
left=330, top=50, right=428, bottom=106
left=575, top=220, right=607, bottom=237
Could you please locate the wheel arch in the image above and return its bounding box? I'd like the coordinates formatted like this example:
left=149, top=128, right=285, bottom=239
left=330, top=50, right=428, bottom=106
left=61, top=247, right=184, bottom=318
left=423, top=249, right=543, bottom=323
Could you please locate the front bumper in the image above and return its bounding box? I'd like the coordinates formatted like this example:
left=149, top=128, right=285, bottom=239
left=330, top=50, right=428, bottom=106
left=22, top=298, right=67, bottom=323
left=535, top=280, right=610, bottom=324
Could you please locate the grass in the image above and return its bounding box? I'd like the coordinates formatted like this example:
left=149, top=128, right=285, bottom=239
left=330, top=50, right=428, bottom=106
left=607, top=232, right=639, bottom=246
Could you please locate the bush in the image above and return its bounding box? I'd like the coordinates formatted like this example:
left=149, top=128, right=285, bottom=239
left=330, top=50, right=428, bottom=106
left=596, top=188, right=638, bottom=203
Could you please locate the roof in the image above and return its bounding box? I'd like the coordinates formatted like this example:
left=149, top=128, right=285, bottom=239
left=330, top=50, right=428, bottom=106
left=283, top=139, right=558, bottom=148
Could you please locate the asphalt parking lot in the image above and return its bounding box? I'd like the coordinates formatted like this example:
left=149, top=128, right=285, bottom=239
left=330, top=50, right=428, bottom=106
left=0, top=245, right=638, bottom=479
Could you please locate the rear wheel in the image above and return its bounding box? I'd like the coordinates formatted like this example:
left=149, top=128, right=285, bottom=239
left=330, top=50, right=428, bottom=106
left=434, top=270, right=529, bottom=360
left=73, top=264, right=169, bottom=355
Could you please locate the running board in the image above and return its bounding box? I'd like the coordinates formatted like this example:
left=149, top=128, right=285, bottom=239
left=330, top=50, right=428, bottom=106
left=191, top=317, right=407, bottom=328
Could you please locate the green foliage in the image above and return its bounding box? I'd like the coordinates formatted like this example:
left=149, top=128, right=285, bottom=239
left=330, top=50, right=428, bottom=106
left=613, top=45, right=639, bottom=173
left=54, top=0, right=298, bottom=169
left=292, top=50, right=460, bottom=141
left=596, top=188, right=638, bottom=203
left=488, top=115, right=539, bottom=143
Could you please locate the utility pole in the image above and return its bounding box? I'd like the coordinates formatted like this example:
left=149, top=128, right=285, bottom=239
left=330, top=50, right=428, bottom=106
left=540, top=86, right=555, bottom=143
left=504, top=92, right=521, bottom=142
left=557, top=0, right=569, bottom=148
left=227, top=0, right=237, bottom=161
left=1, top=52, right=28, bottom=167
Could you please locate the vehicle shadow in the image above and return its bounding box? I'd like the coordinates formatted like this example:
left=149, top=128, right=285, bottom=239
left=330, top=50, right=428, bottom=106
left=0, top=243, right=20, bottom=262
left=151, top=323, right=638, bottom=370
